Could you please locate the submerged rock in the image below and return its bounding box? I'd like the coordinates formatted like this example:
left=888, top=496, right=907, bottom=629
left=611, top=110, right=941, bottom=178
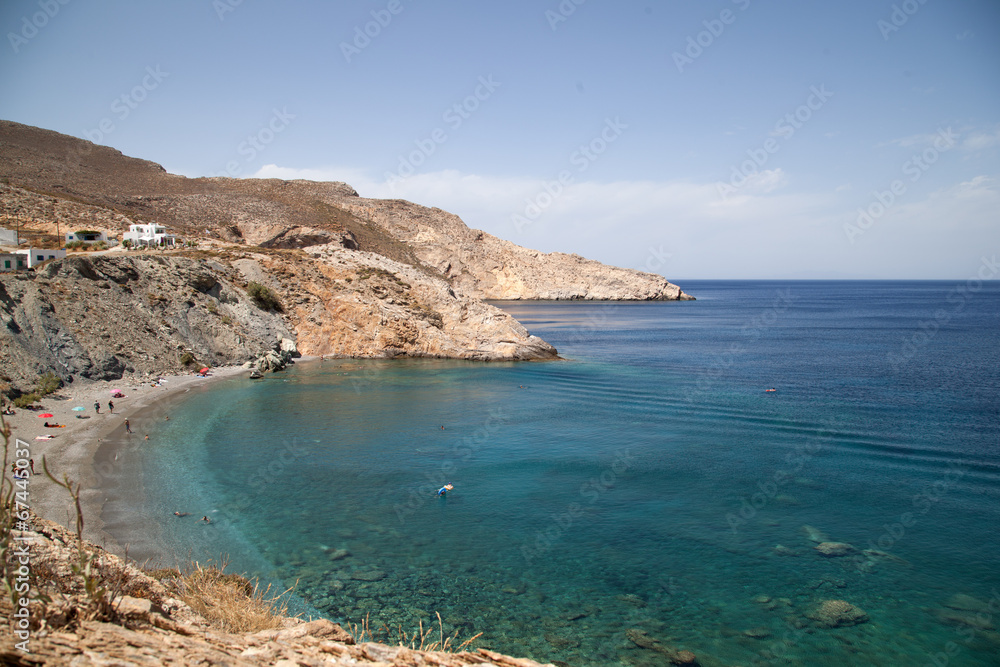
left=807, top=599, right=870, bottom=628
left=814, top=542, right=858, bottom=558
left=802, top=525, right=830, bottom=543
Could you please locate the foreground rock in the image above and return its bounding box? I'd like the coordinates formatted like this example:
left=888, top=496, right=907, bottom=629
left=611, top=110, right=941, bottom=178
left=0, top=516, right=555, bottom=666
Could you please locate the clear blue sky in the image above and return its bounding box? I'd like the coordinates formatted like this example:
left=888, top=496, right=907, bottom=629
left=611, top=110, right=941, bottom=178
left=2, top=0, right=998, bottom=279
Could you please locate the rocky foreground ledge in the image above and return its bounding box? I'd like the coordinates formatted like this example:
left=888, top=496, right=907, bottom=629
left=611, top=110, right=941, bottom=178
left=0, top=516, right=554, bottom=667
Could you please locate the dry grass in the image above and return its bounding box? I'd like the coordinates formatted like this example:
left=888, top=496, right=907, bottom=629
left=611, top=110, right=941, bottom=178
left=151, top=560, right=295, bottom=633
left=349, top=611, right=482, bottom=653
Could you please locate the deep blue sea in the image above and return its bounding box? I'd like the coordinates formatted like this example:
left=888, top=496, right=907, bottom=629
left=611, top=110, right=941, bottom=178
left=101, top=281, right=1000, bottom=666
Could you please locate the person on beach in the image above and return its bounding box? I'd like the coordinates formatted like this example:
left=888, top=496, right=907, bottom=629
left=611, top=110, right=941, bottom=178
left=94, top=401, right=100, bottom=414
left=124, top=419, right=131, bottom=434
left=29, top=459, right=34, bottom=474
left=108, top=401, right=114, bottom=413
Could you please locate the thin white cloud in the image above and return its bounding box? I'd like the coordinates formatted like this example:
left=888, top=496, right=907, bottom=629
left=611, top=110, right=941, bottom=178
left=248, top=164, right=997, bottom=279
left=961, top=128, right=1000, bottom=152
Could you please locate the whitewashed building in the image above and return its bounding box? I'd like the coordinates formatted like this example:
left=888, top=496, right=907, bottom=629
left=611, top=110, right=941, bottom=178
left=123, top=223, right=175, bottom=247
left=0, top=253, right=27, bottom=272
left=16, top=248, right=67, bottom=268
left=65, top=230, right=108, bottom=244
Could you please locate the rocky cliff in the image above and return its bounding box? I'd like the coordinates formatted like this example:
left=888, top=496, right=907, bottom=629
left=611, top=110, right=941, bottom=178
left=0, top=250, right=556, bottom=390
left=0, top=120, right=690, bottom=390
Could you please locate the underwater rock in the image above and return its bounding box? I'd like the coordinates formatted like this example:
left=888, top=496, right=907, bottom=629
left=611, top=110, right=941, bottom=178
left=325, top=548, right=351, bottom=561
left=616, top=593, right=646, bottom=607
left=814, top=542, right=858, bottom=557
left=944, top=593, right=993, bottom=614
left=807, top=599, right=870, bottom=628
left=935, top=608, right=994, bottom=630
left=802, top=525, right=830, bottom=543
left=544, top=634, right=580, bottom=649
left=743, top=627, right=773, bottom=639
left=351, top=570, right=387, bottom=582
left=625, top=629, right=699, bottom=665
left=752, top=595, right=772, bottom=604
left=773, top=544, right=798, bottom=557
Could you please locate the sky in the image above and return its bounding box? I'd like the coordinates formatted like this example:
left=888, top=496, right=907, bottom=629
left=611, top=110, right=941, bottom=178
left=1, top=0, right=998, bottom=279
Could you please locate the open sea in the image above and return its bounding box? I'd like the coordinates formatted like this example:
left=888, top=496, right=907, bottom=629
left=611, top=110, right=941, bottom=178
left=99, top=280, right=1000, bottom=666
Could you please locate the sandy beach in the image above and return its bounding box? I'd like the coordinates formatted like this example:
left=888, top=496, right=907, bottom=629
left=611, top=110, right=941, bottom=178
left=3, top=366, right=248, bottom=553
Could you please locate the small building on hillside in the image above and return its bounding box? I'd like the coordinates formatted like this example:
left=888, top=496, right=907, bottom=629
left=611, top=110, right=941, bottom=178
left=123, top=223, right=175, bottom=247
left=0, top=228, right=19, bottom=247
left=16, top=248, right=67, bottom=268
left=66, top=230, right=108, bottom=244
left=0, top=253, right=28, bottom=272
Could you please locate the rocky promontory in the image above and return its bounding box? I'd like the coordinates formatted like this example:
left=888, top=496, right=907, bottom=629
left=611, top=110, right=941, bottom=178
left=0, top=118, right=688, bottom=390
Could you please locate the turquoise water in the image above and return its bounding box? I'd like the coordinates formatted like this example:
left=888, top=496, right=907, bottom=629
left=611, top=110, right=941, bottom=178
left=104, top=281, right=1000, bottom=665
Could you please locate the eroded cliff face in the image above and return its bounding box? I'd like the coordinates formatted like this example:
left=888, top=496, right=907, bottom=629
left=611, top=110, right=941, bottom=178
left=0, top=250, right=557, bottom=390
left=323, top=197, right=694, bottom=301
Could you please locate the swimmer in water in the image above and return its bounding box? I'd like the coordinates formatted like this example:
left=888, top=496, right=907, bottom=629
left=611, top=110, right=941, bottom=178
left=437, top=484, right=454, bottom=497
left=174, top=511, right=189, bottom=517
left=201, top=516, right=211, bottom=523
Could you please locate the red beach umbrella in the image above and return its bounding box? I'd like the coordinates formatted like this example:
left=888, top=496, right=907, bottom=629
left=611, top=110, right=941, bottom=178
left=199, top=367, right=210, bottom=373
left=38, top=413, right=53, bottom=418
left=110, top=388, right=122, bottom=394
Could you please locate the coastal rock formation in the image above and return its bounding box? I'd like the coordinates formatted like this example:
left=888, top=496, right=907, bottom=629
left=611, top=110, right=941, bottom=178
left=0, top=255, right=291, bottom=389
left=0, top=120, right=693, bottom=388
left=0, top=515, right=556, bottom=667
left=332, top=197, right=694, bottom=301
left=0, top=120, right=690, bottom=302
left=0, top=249, right=558, bottom=390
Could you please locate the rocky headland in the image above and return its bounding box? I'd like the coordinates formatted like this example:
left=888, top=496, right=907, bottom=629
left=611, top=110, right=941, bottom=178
left=0, top=119, right=691, bottom=392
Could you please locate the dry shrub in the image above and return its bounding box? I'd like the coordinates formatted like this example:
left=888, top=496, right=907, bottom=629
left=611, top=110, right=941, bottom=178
left=165, top=561, right=294, bottom=633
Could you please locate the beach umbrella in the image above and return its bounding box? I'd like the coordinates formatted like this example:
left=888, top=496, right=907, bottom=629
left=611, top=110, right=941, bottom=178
left=38, top=413, right=53, bottom=418
left=72, top=406, right=86, bottom=411
left=110, top=388, right=121, bottom=394
left=199, top=367, right=210, bottom=373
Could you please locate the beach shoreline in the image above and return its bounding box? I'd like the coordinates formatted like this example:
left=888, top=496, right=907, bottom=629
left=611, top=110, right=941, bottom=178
left=3, top=365, right=251, bottom=555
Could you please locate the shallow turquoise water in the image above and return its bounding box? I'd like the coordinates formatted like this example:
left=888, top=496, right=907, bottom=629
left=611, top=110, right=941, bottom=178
left=103, top=281, right=1000, bottom=665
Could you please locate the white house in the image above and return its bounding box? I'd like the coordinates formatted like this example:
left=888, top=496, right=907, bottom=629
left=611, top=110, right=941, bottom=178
left=66, top=230, right=108, bottom=244
left=123, top=223, right=175, bottom=247
left=0, top=228, right=18, bottom=247
left=0, top=253, right=27, bottom=272
left=15, top=248, right=67, bottom=268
